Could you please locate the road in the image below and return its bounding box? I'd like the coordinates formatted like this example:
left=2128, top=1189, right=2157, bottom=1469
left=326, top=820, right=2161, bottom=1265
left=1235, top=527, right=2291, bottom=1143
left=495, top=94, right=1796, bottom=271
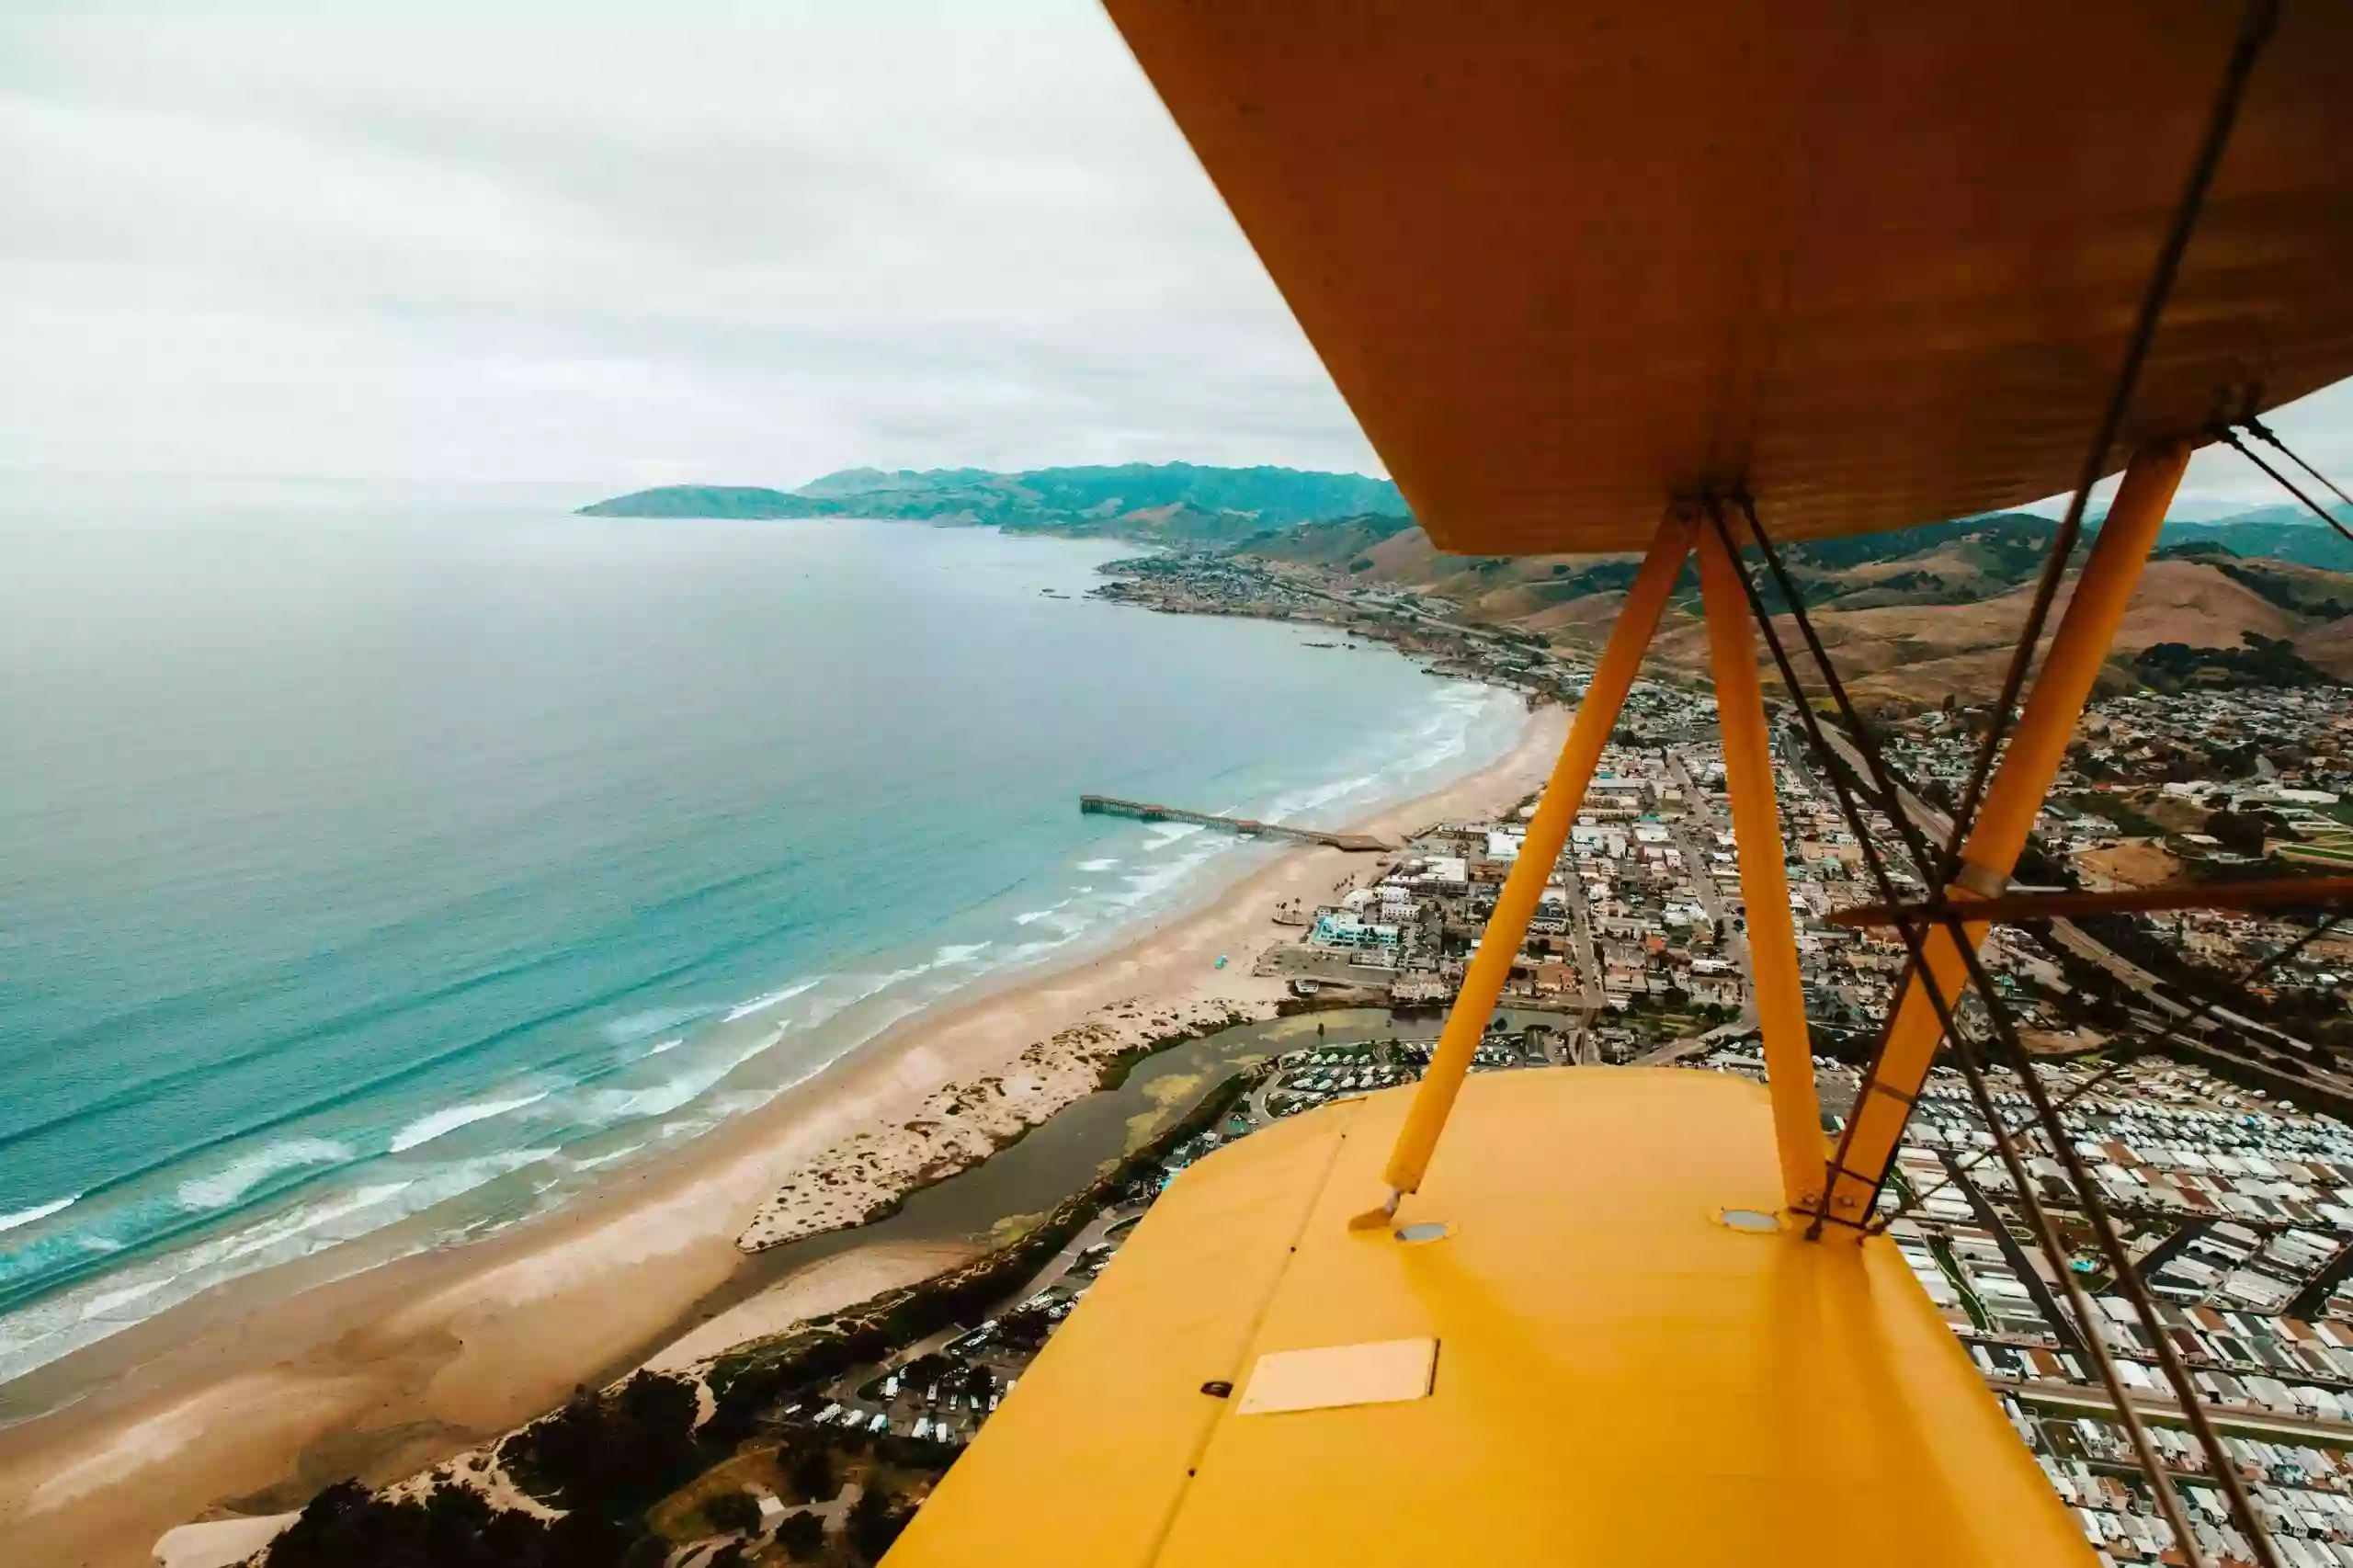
left=1661, top=754, right=1730, bottom=926
left=1554, top=852, right=1606, bottom=1036
left=834, top=1205, right=1142, bottom=1407
left=1662, top=748, right=1759, bottom=1037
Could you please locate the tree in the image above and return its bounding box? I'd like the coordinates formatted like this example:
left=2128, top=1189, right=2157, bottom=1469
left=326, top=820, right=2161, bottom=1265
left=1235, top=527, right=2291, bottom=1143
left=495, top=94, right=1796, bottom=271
left=512, top=1373, right=703, bottom=1509
left=705, top=1489, right=764, bottom=1535
left=2203, top=810, right=2269, bottom=858
left=542, top=1510, right=636, bottom=1568
left=777, top=1513, right=826, bottom=1560
left=266, top=1478, right=583, bottom=1568
left=848, top=1487, right=908, bottom=1564
left=789, top=1444, right=835, bottom=1503
left=620, top=1536, right=673, bottom=1568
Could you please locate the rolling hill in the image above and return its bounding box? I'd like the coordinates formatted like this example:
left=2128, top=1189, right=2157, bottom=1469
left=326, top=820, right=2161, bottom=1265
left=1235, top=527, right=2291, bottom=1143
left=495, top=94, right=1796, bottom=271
left=580, top=468, right=2352, bottom=702
left=579, top=463, right=1404, bottom=547
left=1233, top=509, right=2353, bottom=706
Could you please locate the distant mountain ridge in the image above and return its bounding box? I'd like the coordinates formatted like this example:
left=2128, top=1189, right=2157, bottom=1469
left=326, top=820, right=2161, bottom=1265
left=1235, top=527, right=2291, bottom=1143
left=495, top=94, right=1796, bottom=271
left=1226, top=506, right=2353, bottom=704
left=580, top=469, right=2353, bottom=699
left=579, top=463, right=1405, bottom=546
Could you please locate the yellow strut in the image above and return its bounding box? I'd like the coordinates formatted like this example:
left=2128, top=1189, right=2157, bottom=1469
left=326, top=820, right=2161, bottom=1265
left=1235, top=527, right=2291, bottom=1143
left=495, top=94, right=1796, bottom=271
left=1817, top=440, right=2190, bottom=1232
left=1369, top=514, right=1696, bottom=1210
left=1696, top=518, right=1826, bottom=1214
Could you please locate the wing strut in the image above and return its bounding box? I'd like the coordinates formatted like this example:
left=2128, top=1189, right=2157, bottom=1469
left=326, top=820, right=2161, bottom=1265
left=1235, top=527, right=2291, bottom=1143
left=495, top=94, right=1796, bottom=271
left=1817, top=441, right=2188, bottom=1227
left=1358, top=512, right=1694, bottom=1223
left=1696, top=494, right=2230, bottom=1567
left=1695, top=516, right=1826, bottom=1213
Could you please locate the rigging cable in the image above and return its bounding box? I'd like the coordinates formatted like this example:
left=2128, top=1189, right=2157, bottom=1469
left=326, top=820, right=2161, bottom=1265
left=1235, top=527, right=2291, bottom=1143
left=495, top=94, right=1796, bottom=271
left=2215, top=423, right=2353, bottom=551
left=1880, top=915, right=2343, bottom=1229
left=1755, top=475, right=2286, bottom=1563
left=2248, top=416, right=2353, bottom=517
left=1696, top=498, right=2222, bottom=1566
left=1937, top=0, right=2279, bottom=886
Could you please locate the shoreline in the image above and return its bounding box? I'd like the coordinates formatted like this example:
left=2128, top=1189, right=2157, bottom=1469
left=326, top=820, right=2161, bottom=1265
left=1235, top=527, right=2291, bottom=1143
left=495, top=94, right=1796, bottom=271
left=0, top=701, right=1569, bottom=1568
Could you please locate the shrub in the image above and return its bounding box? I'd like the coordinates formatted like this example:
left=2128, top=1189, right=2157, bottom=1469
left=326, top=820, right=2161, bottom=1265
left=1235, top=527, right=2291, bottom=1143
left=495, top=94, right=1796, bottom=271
left=264, top=1478, right=654, bottom=1568
left=703, top=1489, right=764, bottom=1535
left=848, top=1486, right=909, bottom=1564
left=777, top=1512, right=826, bottom=1559
left=510, top=1373, right=702, bottom=1509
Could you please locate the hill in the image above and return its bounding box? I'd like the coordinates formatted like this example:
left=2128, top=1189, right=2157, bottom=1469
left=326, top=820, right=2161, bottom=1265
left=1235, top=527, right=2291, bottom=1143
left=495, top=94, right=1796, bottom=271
left=1230, top=508, right=2353, bottom=705
left=581, top=471, right=2353, bottom=702
left=575, top=485, right=824, bottom=519
left=578, top=463, right=1404, bottom=546
left=2161, top=505, right=2353, bottom=570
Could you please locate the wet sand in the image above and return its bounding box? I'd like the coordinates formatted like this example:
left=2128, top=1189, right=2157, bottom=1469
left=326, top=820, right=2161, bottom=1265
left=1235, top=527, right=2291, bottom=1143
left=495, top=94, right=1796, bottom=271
left=0, top=703, right=1568, bottom=1568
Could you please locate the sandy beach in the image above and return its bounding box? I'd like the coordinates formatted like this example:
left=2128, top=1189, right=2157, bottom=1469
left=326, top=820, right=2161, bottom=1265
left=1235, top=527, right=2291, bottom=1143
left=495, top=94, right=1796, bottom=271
left=0, top=702, right=1568, bottom=1568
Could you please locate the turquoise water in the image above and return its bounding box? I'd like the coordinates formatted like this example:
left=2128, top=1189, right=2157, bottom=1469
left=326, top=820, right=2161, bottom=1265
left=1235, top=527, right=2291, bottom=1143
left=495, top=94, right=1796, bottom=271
left=0, top=483, right=1523, bottom=1384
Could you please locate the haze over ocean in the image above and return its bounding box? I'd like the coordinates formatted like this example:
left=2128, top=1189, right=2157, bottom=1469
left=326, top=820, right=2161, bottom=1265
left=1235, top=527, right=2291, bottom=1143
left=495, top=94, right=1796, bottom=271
left=0, top=479, right=1522, bottom=1385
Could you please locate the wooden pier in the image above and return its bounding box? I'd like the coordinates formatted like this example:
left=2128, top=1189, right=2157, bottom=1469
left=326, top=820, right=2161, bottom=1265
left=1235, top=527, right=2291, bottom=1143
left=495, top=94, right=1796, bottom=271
left=1079, top=795, right=1392, bottom=853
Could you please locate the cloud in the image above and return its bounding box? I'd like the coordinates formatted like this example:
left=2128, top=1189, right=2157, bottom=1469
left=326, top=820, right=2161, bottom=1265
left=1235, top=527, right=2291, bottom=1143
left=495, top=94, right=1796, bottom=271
left=0, top=0, right=1379, bottom=484
left=4, top=0, right=2347, bottom=515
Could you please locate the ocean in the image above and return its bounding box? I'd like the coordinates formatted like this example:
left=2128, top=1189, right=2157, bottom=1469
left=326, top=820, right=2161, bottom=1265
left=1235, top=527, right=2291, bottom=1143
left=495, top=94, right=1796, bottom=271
left=0, top=481, right=1524, bottom=1387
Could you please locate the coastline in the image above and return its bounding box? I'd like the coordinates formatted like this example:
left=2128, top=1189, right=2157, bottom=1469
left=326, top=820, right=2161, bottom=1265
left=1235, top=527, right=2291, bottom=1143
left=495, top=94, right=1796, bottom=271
left=0, top=701, right=1569, bottom=1568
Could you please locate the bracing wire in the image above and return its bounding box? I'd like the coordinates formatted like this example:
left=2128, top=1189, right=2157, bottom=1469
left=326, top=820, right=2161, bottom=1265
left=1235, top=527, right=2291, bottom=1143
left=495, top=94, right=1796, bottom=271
left=1697, top=498, right=2232, bottom=1566
left=1879, top=915, right=2342, bottom=1229
left=2216, top=424, right=2353, bottom=551
left=1938, top=0, right=2279, bottom=888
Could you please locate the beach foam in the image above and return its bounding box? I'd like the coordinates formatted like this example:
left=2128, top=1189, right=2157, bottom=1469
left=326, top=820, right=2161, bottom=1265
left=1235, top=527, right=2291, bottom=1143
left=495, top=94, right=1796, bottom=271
left=599, top=1006, right=711, bottom=1044
left=176, top=1141, right=352, bottom=1212
left=388, top=1096, right=548, bottom=1155
left=0, top=1194, right=78, bottom=1234
left=584, top=1038, right=779, bottom=1122
left=0, top=1151, right=562, bottom=1384
left=720, top=977, right=824, bottom=1023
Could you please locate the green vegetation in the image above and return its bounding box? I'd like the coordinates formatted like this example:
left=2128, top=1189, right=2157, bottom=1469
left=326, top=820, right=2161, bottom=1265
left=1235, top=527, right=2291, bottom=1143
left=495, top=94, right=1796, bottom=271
left=1225, top=510, right=1416, bottom=568
left=2200, top=809, right=2274, bottom=858
left=700, top=1490, right=763, bottom=1536
left=505, top=1373, right=705, bottom=1512
left=264, top=1480, right=653, bottom=1568
left=576, top=485, right=821, bottom=519
left=2159, top=507, right=2353, bottom=571
left=580, top=464, right=1404, bottom=548
left=2061, top=793, right=2166, bottom=838
left=2130, top=632, right=2337, bottom=693
left=266, top=1372, right=710, bottom=1567
left=2216, top=559, right=2352, bottom=619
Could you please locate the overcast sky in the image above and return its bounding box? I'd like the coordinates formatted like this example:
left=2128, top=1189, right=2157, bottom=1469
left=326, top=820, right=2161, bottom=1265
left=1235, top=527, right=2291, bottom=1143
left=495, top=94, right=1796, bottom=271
left=1, top=0, right=1377, bottom=490
left=3, top=0, right=2347, bottom=512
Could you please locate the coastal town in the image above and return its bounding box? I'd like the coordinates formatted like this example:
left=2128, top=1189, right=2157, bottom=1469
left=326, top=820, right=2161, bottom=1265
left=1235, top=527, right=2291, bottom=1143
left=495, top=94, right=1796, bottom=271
left=30, top=1, right=2353, bottom=1562
left=174, top=548, right=2353, bottom=1568
left=1093, top=549, right=1593, bottom=703
left=421, top=663, right=2352, bottom=1568
left=220, top=555, right=2353, bottom=1568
